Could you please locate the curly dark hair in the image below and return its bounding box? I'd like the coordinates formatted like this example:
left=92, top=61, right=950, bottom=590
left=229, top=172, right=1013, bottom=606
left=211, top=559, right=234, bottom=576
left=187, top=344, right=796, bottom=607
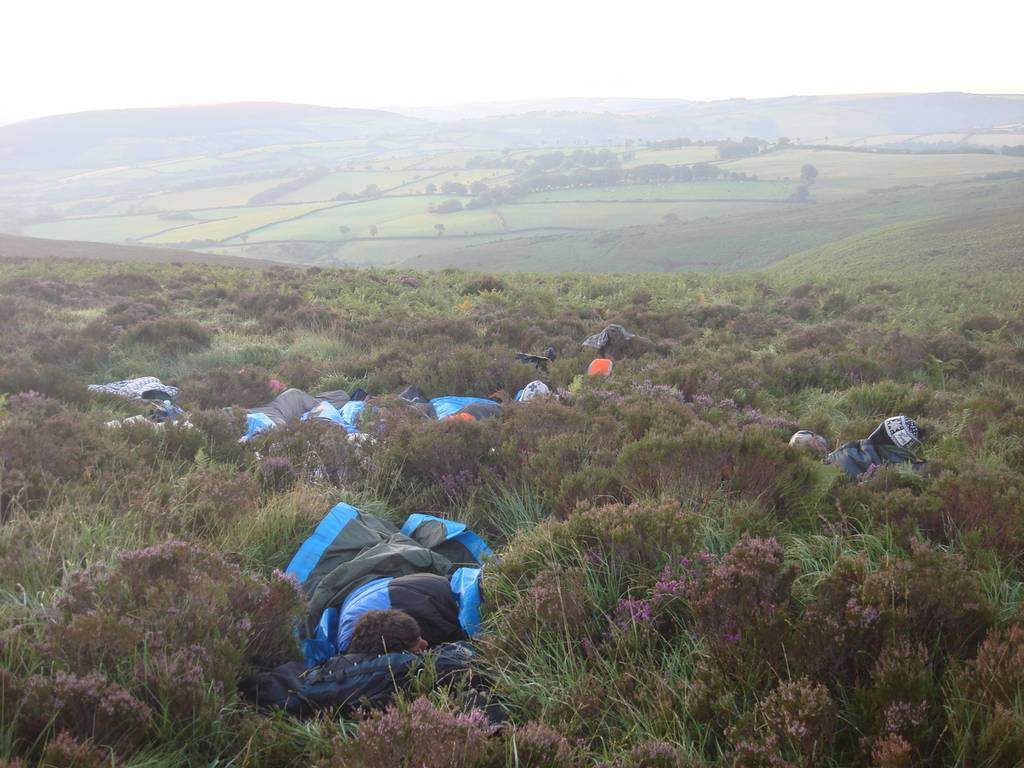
left=349, top=609, right=422, bottom=654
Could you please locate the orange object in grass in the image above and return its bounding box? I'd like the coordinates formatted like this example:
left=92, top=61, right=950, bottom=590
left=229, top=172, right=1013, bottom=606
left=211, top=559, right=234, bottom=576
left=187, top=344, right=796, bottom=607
left=588, top=358, right=613, bottom=377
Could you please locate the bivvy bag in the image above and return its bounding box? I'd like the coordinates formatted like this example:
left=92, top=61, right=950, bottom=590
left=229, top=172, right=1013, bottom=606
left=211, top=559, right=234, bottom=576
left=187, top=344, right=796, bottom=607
left=286, top=504, right=491, bottom=666
left=430, top=396, right=500, bottom=420
left=588, top=358, right=613, bottom=377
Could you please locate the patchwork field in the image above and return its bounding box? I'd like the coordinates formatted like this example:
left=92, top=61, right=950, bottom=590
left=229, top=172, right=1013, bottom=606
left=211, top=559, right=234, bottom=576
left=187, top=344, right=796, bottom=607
left=4, top=116, right=1024, bottom=272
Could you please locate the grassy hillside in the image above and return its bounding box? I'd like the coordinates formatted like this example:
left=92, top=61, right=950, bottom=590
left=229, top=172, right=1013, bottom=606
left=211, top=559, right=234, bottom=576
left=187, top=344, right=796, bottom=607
left=0, top=233, right=267, bottom=266
left=773, top=208, right=1024, bottom=279
left=1, top=253, right=1024, bottom=766
left=402, top=177, right=1024, bottom=272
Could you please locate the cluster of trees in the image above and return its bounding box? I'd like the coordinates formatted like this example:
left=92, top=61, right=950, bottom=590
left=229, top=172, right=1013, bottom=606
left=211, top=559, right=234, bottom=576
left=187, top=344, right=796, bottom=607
left=717, top=137, right=769, bottom=160
left=247, top=168, right=330, bottom=206
left=458, top=162, right=757, bottom=209
left=334, top=183, right=383, bottom=201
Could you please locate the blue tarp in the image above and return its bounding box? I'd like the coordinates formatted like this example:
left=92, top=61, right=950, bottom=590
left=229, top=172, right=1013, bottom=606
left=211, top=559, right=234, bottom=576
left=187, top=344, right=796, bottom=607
left=245, top=393, right=498, bottom=441
left=430, top=396, right=499, bottom=420
left=242, top=412, right=277, bottom=441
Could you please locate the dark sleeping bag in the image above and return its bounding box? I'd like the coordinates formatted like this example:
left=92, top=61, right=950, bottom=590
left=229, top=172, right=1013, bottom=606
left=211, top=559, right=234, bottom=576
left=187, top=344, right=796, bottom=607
left=334, top=572, right=468, bottom=652
left=286, top=505, right=491, bottom=665
left=240, top=641, right=479, bottom=718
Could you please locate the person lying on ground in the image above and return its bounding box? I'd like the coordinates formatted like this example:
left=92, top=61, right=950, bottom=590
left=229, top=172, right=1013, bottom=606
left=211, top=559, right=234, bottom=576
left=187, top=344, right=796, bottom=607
left=825, top=415, right=927, bottom=478
left=788, top=430, right=829, bottom=455
left=239, top=609, right=501, bottom=721
left=336, top=572, right=469, bottom=653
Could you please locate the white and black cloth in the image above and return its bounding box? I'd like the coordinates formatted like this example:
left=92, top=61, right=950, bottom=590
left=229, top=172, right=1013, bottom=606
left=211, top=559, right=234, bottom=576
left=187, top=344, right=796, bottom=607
left=88, top=376, right=179, bottom=401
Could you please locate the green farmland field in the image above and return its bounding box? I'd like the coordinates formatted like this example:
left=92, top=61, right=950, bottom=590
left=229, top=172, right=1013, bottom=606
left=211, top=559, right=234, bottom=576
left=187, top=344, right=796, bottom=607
left=142, top=203, right=329, bottom=243
left=24, top=213, right=195, bottom=243
left=518, top=180, right=798, bottom=202
left=233, top=196, right=434, bottom=242
left=720, top=148, right=1024, bottom=191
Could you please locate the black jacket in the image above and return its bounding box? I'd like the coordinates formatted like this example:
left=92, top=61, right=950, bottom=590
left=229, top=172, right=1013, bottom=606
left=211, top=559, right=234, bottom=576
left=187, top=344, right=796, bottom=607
left=240, top=642, right=479, bottom=718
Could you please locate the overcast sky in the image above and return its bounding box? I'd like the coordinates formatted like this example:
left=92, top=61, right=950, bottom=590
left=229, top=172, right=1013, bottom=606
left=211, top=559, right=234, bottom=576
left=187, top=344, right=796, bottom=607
left=2, top=0, right=1021, bottom=125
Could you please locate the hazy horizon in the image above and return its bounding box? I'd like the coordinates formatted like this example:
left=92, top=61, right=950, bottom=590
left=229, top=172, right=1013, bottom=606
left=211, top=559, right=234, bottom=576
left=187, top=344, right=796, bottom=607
left=3, top=0, right=1022, bottom=126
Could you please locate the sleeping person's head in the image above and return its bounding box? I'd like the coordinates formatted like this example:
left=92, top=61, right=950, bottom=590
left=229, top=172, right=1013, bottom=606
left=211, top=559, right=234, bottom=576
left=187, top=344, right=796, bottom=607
left=349, top=609, right=429, bottom=655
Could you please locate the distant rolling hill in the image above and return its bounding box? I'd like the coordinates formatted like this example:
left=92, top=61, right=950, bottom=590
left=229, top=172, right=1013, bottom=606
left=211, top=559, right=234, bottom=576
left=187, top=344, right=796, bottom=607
left=415, top=93, right=1024, bottom=144
left=0, top=102, right=424, bottom=171
left=399, top=177, right=1024, bottom=273
left=5, top=93, right=1024, bottom=174
left=0, top=234, right=269, bottom=266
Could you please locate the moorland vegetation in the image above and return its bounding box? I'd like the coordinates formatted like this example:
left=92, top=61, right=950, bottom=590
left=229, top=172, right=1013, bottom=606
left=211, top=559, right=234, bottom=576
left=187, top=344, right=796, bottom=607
left=1, top=248, right=1024, bottom=766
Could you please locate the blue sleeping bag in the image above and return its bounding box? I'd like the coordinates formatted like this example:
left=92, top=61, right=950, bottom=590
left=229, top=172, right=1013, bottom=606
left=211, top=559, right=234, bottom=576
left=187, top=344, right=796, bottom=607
left=285, top=504, right=489, bottom=665
left=430, top=396, right=499, bottom=420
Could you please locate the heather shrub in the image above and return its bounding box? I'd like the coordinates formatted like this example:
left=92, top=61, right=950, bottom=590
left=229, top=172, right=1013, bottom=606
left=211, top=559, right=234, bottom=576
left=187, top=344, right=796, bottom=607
left=617, top=393, right=694, bottom=441
left=321, top=696, right=495, bottom=768
left=492, top=500, right=695, bottom=591
left=40, top=541, right=302, bottom=723
left=795, top=557, right=883, bottom=686
left=39, top=732, right=113, bottom=768
left=861, top=541, right=995, bottom=661
left=0, top=359, right=88, bottom=405
left=494, top=564, right=596, bottom=642
left=623, top=740, right=687, bottom=768
left=851, top=641, right=940, bottom=764
left=506, top=721, right=579, bottom=768
left=733, top=677, right=836, bottom=767
left=120, top=317, right=212, bottom=354
left=103, top=298, right=169, bottom=328
left=17, top=672, right=153, bottom=754
left=0, top=277, right=81, bottom=305
left=273, top=354, right=324, bottom=390
left=841, top=381, right=932, bottom=421
left=169, top=466, right=260, bottom=537
left=191, top=403, right=241, bottom=448
left=375, top=417, right=502, bottom=489
left=499, top=399, right=588, bottom=461
left=0, top=393, right=105, bottom=513
left=179, top=366, right=275, bottom=408
left=260, top=419, right=364, bottom=487
left=519, top=434, right=592, bottom=498
left=556, top=466, right=625, bottom=517
left=462, top=275, right=506, bottom=294
left=687, top=537, right=796, bottom=675
left=257, top=455, right=299, bottom=492
left=402, top=346, right=516, bottom=397
left=615, top=427, right=816, bottom=516
left=234, top=288, right=305, bottom=317
left=984, top=354, right=1024, bottom=387
left=948, top=624, right=1024, bottom=765
left=93, top=272, right=161, bottom=295
left=960, top=314, right=1004, bottom=334
left=925, top=331, right=984, bottom=373
left=117, top=417, right=208, bottom=466
left=934, top=465, right=1024, bottom=559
